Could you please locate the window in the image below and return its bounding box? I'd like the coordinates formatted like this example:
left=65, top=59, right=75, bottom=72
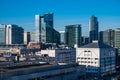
left=84, top=58, right=87, bottom=59
left=81, top=57, right=83, bottom=59
left=96, top=69, right=98, bottom=71
left=88, top=61, right=90, bottom=63
left=84, top=50, right=87, bottom=52
left=88, top=50, right=91, bottom=52
left=91, top=62, right=93, bottom=63
left=81, top=61, right=84, bottom=63
left=88, top=58, right=90, bottom=59
left=95, top=62, right=97, bottom=64
left=95, top=58, right=98, bottom=60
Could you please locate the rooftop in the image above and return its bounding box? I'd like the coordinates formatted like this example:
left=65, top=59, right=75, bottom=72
left=0, top=62, right=80, bottom=74
left=80, top=40, right=114, bottom=48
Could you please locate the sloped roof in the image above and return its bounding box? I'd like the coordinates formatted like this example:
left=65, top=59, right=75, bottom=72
left=80, top=41, right=114, bottom=48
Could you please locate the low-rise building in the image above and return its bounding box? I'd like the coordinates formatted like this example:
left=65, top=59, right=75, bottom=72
left=1, top=63, right=86, bottom=80
left=76, top=40, right=116, bottom=77
left=41, top=48, right=76, bottom=63
left=27, top=42, right=41, bottom=49
left=0, top=46, right=40, bottom=61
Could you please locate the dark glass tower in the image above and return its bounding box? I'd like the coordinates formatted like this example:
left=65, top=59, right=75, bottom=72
left=35, top=13, right=54, bottom=43
left=6, top=24, right=24, bottom=44
left=89, top=16, right=99, bottom=43
left=65, top=24, right=81, bottom=47
left=99, top=29, right=115, bottom=47
left=115, top=28, right=120, bottom=66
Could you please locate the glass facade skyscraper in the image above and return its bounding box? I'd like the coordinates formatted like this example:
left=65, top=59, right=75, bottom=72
left=0, top=24, right=6, bottom=44
left=115, top=28, right=120, bottom=55
left=89, top=16, right=99, bottom=43
left=115, top=28, right=120, bottom=47
left=115, top=28, right=120, bottom=67
left=0, top=24, right=24, bottom=45
left=35, top=13, right=54, bottom=43
left=65, top=24, right=81, bottom=47
left=99, top=29, right=115, bottom=47
left=6, top=24, right=24, bottom=44
left=53, top=29, right=60, bottom=44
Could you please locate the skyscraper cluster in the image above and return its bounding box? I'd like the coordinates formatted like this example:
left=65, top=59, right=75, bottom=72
left=1, top=13, right=120, bottom=55
left=0, top=13, right=120, bottom=80
left=64, top=15, right=99, bottom=47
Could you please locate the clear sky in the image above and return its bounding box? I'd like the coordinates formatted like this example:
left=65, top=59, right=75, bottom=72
left=0, top=0, right=120, bottom=36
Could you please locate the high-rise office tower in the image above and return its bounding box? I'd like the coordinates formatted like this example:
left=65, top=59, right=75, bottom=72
left=89, top=15, right=99, bottom=43
left=99, top=29, right=115, bottom=47
left=65, top=24, right=81, bottom=47
left=35, top=13, right=54, bottom=43
left=0, top=24, right=6, bottom=44
left=24, top=32, right=30, bottom=44
left=6, top=24, right=24, bottom=44
left=115, top=28, right=120, bottom=47
left=53, top=29, right=60, bottom=44
left=115, top=28, right=120, bottom=66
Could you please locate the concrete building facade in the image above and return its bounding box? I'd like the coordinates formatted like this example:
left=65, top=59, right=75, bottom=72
left=24, top=32, right=30, bottom=44
left=76, top=41, right=116, bottom=76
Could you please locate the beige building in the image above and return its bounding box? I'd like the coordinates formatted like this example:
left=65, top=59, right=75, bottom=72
left=24, top=32, right=30, bottom=44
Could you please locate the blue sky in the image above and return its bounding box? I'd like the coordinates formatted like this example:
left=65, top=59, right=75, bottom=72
left=0, top=0, right=120, bottom=36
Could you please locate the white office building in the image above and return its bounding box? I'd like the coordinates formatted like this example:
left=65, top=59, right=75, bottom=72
left=76, top=41, right=116, bottom=76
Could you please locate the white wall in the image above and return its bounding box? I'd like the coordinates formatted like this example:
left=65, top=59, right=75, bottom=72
left=41, top=50, right=55, bottom=57
left=76, top=48, right=100, bottom=67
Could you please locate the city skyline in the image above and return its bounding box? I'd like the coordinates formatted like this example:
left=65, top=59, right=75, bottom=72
left=0, top=0, right=120, bottom=36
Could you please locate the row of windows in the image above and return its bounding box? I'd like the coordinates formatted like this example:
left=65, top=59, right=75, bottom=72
left=78, top=57, right=98, bottom=60
left=80, top=61, right=98, bottom=64
left=84, top=50, right=91, bottom=52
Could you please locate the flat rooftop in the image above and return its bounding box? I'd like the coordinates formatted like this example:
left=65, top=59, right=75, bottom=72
left=0, top=61, right=80, bottom=72
left=0, top=62, right=86, bottom=80
left=0, top=61, right=53, bottom=72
